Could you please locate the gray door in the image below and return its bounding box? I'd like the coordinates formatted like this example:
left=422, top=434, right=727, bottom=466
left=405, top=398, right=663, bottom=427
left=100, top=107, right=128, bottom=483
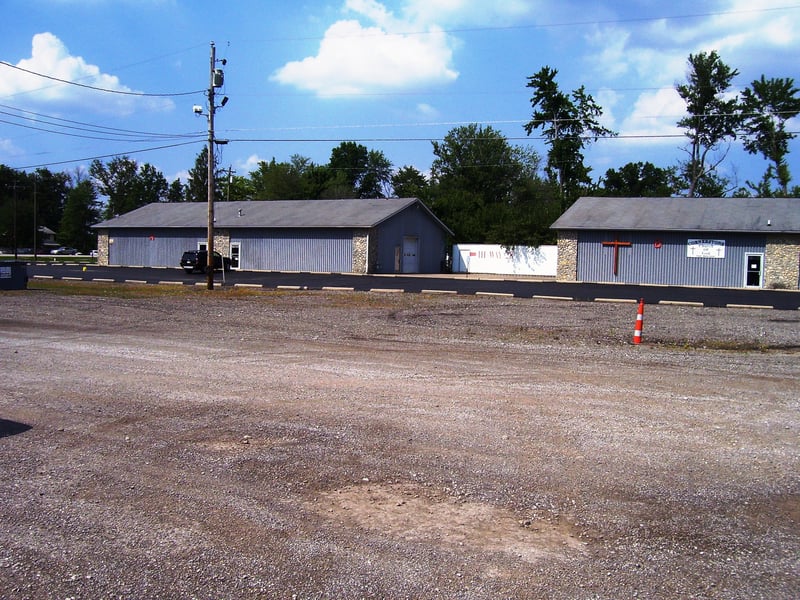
left=402, top=236, right=419, bottom=273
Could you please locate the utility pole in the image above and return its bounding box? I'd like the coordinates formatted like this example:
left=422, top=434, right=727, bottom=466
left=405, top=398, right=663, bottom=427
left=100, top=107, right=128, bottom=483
left=206, top=42, right=217, bottom=290
left=197, top=41, right=227, bottom=290
left=32, top=176, right=38, bottom=260
left=5, top=180, right=25, bottom=261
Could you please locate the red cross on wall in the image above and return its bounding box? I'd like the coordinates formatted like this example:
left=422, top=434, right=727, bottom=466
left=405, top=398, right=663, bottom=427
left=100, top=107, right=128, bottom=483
left=601, top=236, right=632, bottom=276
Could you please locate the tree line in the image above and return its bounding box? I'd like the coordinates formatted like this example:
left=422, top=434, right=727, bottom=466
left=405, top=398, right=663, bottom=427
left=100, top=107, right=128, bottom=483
left=1, top=50, right=797, bottom=253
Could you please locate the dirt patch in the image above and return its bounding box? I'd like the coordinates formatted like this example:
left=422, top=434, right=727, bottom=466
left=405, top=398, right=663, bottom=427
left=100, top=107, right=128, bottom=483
left=310, top=482, right=585, bottom=565
left=0, top=288, right=798, bottom=598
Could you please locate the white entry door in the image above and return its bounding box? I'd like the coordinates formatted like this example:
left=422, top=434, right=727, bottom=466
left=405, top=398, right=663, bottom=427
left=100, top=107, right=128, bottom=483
left=230, top=242, right=241, bottom=270
left=744, top=253, right=763, bottom=288
left=402, top=236, right=419, bottom=273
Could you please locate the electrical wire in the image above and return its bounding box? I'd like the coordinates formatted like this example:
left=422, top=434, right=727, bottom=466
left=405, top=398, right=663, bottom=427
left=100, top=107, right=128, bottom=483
left=0, top=61, right=204, bottom=97
left=12, top=140, right=204, bottom=170
left=0, top=116, right=204, bottom=144
left=0, top=104, right=204, bottom=141
left=242, top=4, right=800, bottom=42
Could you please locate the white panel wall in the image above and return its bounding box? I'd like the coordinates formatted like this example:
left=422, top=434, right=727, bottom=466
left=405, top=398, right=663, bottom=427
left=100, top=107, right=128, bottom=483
left=452, top=244, right=558, bottom=276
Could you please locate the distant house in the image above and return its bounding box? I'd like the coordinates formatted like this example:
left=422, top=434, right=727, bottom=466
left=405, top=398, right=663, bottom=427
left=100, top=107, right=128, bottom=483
left=92, top=198, right=453, bottom=274
left=38, top=226, right=58, bottom=252
left=551, top=197, right=800, bottom=289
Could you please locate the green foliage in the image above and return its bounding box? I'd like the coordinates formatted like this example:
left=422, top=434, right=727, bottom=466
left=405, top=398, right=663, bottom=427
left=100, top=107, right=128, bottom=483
left=675, top=51, right=740, bottom=197
left=167, top=179, right=185, bottom=202
left=524, top=66, right=616, bottom=207
left=328, top=142, right=393, bottom=198
left=250, top=158, right=309, bottom=200
left=740, top=76, right=800, bottom=196
left=392, top=166, right=429, bottom=199
left=0, top=165, right=69, bottom=251
left=225, top=174, right=254, bottom=201
left=428, top=124, right=555, bottom=244
left=90, top=156, right=167, bottom=217
left=59, top=178, right=100, bottom=252
left=598, top=162, right=677, bottom=197
left=185, top=147, right=225, bottom=203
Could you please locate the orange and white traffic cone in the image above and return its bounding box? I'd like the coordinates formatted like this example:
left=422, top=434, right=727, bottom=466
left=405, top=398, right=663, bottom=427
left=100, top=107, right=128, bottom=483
left=633, top=298, right=644, bottom=345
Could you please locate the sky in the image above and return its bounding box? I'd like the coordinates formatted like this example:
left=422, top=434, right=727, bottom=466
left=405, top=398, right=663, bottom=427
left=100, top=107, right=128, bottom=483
left=2, top=0, right=800, bottom=194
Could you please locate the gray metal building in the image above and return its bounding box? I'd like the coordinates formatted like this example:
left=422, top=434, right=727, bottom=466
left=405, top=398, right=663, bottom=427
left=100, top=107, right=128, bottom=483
left=552, top=197, right=800, bottom=289
left=92, top=198, right=453, bottom=274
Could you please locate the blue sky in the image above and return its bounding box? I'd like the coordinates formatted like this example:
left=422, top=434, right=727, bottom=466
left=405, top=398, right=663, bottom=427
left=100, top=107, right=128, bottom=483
left=2, top=0, right=799, bottom=193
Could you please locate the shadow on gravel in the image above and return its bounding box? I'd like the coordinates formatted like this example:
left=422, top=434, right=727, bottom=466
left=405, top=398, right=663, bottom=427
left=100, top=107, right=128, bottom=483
left=0, top=419, right=32, bottom=438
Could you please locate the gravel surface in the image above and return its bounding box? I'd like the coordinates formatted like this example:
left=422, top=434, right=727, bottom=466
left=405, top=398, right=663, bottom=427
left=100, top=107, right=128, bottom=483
left=0, top=287, right=798, bottom=599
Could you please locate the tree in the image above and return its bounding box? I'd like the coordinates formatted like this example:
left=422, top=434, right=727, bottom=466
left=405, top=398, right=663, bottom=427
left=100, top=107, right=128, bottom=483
left=432, top=124, right=522, bottom=202
left=167, top=179, right=185, bottom=202
left=740, top=75, right=800, bottom=196
left=327, top=142, right=393, bottom=198
left=185, top=147, right=222, bottom=203
left=227, top=174, right=255, bottom=201
left=135, top=163, right=168, bottom=205
left=329, top=141, right=368, bottom=197
left=0, top=166, right=68, bottom=251
left=90, top=156, right=167, bottom=218
left=429, top=124, right=549, bottom=244
left=392, top=166, right=429, bottom=199
left=250, top=158, right=307, bottom=200
left=33, top=168, right=70, bottom=240
left=359, top=150, right=393, bottom=198
left=59, top=177, right=100, bottom=252
left=524, top=66, right=615, bottom=207
left=482, top=175, right=561, bottom=247
left=676, top=51, right=740, bottom=197
left=599, top=162, right=677, bottom=197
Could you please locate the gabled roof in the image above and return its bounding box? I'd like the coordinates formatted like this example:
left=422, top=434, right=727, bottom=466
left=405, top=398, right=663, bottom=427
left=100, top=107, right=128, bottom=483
left=93, top=198, right=452, bottom=234
left=551, top=196, right=800, bottom=233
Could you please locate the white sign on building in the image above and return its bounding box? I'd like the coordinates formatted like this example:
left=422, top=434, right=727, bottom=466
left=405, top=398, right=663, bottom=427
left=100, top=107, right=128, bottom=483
left=687, top=239, right=726, bottom=259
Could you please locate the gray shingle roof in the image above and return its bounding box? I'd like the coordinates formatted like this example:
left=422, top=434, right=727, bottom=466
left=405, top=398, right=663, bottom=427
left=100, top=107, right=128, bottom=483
left=94, top=198, right=451, bottom=233
left=551, top=197, right=800, bottom=233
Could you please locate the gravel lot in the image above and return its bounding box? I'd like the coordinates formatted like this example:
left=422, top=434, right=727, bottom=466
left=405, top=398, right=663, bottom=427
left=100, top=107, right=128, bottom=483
left=1, top=286, right=798, bottom=599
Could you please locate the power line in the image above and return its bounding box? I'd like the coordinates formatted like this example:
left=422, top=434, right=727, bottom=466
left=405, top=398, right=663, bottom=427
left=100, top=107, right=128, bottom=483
left=12, top=140, right=204, bottom=170
left=243, top=4, right=800, bottom=43
left=0, top=61, right=204, bottom=97
left=0, top=103, right=204, bottom=141
left=0, top=116, right=205, bottom=144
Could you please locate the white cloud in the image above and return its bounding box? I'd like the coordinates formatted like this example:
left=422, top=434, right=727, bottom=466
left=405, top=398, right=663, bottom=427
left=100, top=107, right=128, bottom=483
left=272, top=19, right=457, bottom=96
left=416, top=102, right=439, bottom=117
left=0, top=32, right=172, bottom=115
left=169, top=169, right=191, bottom=184
left=0, top=138, right=23, bottom=157
left=239, top=154, right=265, bottom=173
left=585, top=26, right=631, bottom=79
left=619, top=87, right=684, bottom=142
left=272, top=1, right=470, bottom=96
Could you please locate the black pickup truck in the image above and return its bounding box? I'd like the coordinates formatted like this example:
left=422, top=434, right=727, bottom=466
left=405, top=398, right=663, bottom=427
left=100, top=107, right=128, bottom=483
left=180, top=250, right=232, bottom=274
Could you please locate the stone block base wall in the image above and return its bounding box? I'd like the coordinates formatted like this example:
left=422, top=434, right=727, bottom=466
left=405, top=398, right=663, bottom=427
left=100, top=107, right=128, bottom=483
left=96, top=232, right=109, bottom=266
left=352, top=231, right=368, bottom=274
left=213, top=230, right=229, bottom=256
left=556, top=231, right=578, bottom=281
left=765, top=234, right=800, bottom=289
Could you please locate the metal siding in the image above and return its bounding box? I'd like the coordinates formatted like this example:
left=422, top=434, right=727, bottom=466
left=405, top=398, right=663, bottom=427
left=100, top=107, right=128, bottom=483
left=108, top=229, right=205, bottom=267
left=374, top=205, right=446, bottom=273
left=231, top=229, right=352, bottom=272
left=577, top=231, right=766, bottom=287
